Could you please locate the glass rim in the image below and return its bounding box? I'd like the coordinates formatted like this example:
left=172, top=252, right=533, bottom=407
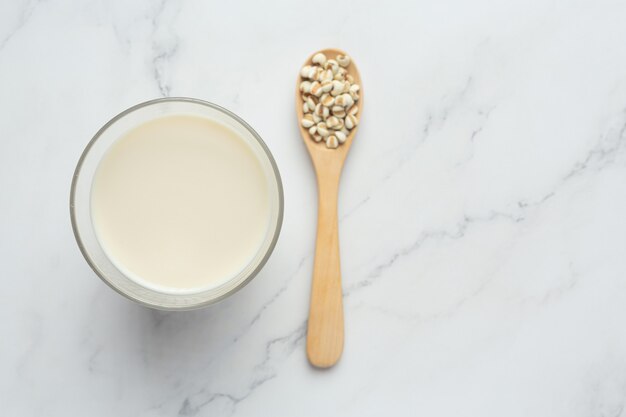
left=70, top=97, right=284, bottom=310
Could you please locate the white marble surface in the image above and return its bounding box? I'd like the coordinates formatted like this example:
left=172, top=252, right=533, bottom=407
left=2, top=0, right=626, bottom=415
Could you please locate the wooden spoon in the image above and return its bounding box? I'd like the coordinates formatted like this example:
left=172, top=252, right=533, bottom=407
left=296, top=48, right=362, bottom=368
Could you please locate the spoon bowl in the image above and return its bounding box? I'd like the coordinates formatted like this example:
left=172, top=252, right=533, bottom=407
left=296, top=48, right=363, bottom=162
left=296, top=48, right=363, bottom=368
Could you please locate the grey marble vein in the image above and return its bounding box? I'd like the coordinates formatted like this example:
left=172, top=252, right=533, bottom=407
left=0, top=0, right=40, bottom=52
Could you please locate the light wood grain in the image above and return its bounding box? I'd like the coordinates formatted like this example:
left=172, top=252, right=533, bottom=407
left=296, top=48, right=363, bottom=368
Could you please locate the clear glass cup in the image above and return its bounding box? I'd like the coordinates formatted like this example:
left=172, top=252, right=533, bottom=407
left=70, top=98, right=284, bottom=310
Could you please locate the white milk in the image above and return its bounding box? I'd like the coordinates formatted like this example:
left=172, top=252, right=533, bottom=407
left=90, top=115, right=270, bottom=293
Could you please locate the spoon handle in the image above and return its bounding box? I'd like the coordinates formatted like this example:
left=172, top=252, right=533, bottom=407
left=307, top=173, right=344, bottom=368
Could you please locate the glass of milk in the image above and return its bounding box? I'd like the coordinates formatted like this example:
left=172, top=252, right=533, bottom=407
left=71, top=98, right=283, bottom=310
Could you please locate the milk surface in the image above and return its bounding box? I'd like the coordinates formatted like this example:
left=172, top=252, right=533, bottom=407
left=91, top=115, right=270, bottom=292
